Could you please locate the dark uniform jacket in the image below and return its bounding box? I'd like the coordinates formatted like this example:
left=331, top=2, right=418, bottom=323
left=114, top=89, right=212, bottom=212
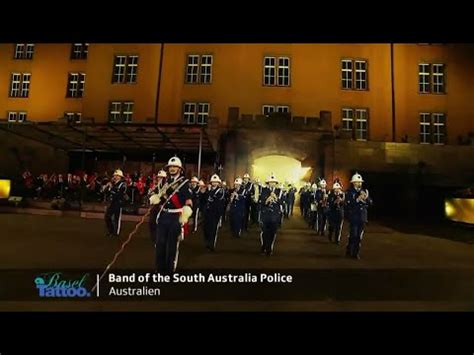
left=259, top=187, right=283, bottom=223
left=203, top=186, right=225, bottom=217
left=109, top=179, right=128, bottom=207
left=345, top=187, right=373, bottom=223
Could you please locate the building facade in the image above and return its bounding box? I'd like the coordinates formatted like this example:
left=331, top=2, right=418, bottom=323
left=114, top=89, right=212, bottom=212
left=1, top=43, right=473, bottom=213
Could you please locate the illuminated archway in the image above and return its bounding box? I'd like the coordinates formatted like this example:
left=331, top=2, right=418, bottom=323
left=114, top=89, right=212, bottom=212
left=251, top=155, right=311, bottom=189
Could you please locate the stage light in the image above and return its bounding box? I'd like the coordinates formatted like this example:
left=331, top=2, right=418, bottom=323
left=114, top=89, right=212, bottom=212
left=0, top=179, right=11, bottom=199
left=251, top=155, right=312, bottom=189
left=445, top=198, right=474, bottom=225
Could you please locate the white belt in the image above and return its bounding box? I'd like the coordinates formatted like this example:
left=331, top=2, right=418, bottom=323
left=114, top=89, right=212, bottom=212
left=163, top=208, right=183, bottom=213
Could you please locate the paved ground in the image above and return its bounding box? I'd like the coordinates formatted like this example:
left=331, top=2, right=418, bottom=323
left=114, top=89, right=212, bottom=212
left=0, top=210, right=473, bottom=311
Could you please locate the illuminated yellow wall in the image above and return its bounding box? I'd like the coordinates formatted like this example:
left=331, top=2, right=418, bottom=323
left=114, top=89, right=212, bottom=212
left=1, top=43, right=473, bottom=144
left=0, top=44, right=161, bottom=122
left=393, top=44, right=474, bottom=144
left=83, top=44, right=161, bottom=122
left=158, top=44, right=394, bottom=141
left=0, top=44, right=85, bottom=120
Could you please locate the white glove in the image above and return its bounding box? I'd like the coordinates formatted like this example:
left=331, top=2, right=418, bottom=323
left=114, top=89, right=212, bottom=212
left=179, top=205, right=193, bottom=224
left=149, top=194, right=161, bottom=205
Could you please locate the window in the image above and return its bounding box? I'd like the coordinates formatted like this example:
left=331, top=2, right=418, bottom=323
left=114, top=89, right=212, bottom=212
left=8, top=111, right=27, bottom=122
left=200, top=55, right=212, bottom=84
left=419, top=112, right=446, bottom=144
left=262, top=105, right=290, bottom=116
left=355, top=109, right=368, bottom=141
left=341, top=60, right=353, bottom=89
left=341, top=108, right=369, bottom=140
left=66, top=73, right=86, bottom=98
left=262, top=105, right=275, bottom=116
left=419, top=64, right=431, bottom=93
left=432, top=113, right=446, bottom=144
left=14, top=44, right=34, bottom=59
left=8, top=112, right=17, bottom=122
left=126, top=56, right=139, bottom=83
left=122, top=102, right=134, bottom=123
left=419, top=63, right=445, bottom=94
left=197, top=103, right=210, bottom=124
left=112, top=55, right=139, bottom=84
left=419, top=112, right=431, bottom=144
left=341, top=59, right=368, bottom=90
left=341, top=108, right=353, bottom=131
left=277, top=57, right=290, bottom=86
left=109, top=101, right=134, bottom=123
left=71, top=43, right=89, bottom=60
left=109, top=102, right=122, bottom=123
left=276, top=105, right=290, bottom=113
left=183, top=102, right=210, bottom=125
left=64, top=112, right=82, bottom=123
left=263, top=57, right=276, bottom=86
left=185, top=54, right=213, bottom=84
left=432, top=64, right=445, bottom=94
left=9, top=73, right=31, bottom=98
left=355, top=61, right=368, bottom=90
left=263, top=56, right=290, bottom=86
left=183, top=103, right=197, bottom=124
left=185, top=55, right=199, bottom=83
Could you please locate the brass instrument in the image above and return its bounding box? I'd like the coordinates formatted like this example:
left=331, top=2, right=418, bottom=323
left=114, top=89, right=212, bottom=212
left=357, top=189, right=368, bottom=202
left=101, top=181, right=112, bottom=193
left=230, top=190, right=239, bottom=203
left=265, top=191, right=278, bottom=205
left=149, top=177, right=184, bottom=205
left=321, top=190, right=329, bottom=208
left=334, top=192, right=345, bottom=207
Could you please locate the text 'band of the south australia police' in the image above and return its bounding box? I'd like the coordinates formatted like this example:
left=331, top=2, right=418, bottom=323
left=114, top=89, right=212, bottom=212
left=108, top=273, right=293, bottom=283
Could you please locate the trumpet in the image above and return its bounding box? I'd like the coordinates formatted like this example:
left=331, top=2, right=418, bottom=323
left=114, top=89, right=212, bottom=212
left=334, top=192, right=345, bottom=206
left=357, top=189, right=368, bottom=202
left=321, top=191, right=329, bottom=208
left=265, top=191, right=278, bottom=205
left=230, top=190, right=239, bottom=203
left=101, top=181, right=112, bottom=193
